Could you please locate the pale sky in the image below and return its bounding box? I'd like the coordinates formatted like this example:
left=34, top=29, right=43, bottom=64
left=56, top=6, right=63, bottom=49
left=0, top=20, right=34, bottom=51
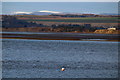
left=1, top=0, right=120, bottom=2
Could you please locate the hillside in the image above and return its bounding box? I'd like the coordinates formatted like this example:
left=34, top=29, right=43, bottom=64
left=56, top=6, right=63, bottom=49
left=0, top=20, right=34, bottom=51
left=2, top=15, right=44, bottom=28
left=1, top=15, right=120, bottom=34
left=15, top=15, right=119, bottom=28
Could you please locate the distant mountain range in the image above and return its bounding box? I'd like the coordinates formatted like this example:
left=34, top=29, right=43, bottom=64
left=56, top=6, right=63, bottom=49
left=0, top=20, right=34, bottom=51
left=13, top=10, right=118, bottom=16
left=14, top=10, right=62, bottom=15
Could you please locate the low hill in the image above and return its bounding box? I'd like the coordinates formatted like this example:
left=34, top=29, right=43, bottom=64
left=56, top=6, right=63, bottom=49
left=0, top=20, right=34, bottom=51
left=2, top=15, right=44, bottom=28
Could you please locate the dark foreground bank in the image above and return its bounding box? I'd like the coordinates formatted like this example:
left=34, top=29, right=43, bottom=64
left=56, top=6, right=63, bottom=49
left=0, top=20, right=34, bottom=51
left=1, top=32, right=119, bottom=41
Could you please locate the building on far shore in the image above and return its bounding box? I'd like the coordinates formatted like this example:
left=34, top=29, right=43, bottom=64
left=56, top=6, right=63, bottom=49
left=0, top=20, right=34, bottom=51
left=107, top=28, right=116, bottom=30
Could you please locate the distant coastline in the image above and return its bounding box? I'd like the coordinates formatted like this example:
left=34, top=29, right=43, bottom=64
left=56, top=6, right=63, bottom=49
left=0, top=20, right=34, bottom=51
left=1, top=15, right=119, bottom=34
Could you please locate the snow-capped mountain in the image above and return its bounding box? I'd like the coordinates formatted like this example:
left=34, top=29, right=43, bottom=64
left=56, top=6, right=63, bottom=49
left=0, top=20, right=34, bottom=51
left=38, top=10, right=61, bottom=14
left=13, top=12, right=32, bottom=15
left=14, top=10, right=62, bottom=15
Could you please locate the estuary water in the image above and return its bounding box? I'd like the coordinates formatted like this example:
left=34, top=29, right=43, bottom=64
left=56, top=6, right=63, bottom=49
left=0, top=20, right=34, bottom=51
left=2, top=39, right=118, bottom=78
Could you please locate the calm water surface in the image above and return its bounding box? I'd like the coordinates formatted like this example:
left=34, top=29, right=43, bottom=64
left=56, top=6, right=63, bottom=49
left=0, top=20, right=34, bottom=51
left=2, top=39, right=118, bottom=78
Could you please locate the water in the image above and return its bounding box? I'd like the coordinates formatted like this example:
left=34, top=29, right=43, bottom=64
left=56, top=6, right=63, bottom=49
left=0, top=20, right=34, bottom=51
left=2, top=39, right=118, bottom=78
left=1, top=31, right=117, bottom=36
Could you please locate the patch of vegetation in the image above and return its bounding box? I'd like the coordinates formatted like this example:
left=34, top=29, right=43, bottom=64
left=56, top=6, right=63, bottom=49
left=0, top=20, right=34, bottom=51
left=24, top=17, right=118, bottom=23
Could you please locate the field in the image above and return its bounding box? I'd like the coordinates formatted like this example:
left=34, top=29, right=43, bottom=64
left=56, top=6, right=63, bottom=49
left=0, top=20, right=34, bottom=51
left=16, top=15, right=119, bottom=28
left=17, top=15, right=119, bottom=23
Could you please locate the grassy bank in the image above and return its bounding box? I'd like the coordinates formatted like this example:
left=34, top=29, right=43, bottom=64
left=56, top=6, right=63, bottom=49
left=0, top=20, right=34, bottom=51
left=23, top=17, right=118, bottom=23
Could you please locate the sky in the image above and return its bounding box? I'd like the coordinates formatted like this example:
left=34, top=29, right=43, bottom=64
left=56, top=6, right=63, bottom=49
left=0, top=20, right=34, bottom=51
left=1, top=0, right=120, bottom=2
left=2, top=2, right=118, bottom=15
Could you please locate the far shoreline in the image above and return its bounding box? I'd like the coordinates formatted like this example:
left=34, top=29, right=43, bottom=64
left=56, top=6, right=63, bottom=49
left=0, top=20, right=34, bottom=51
left=1, top=37, right=119, bottom=42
